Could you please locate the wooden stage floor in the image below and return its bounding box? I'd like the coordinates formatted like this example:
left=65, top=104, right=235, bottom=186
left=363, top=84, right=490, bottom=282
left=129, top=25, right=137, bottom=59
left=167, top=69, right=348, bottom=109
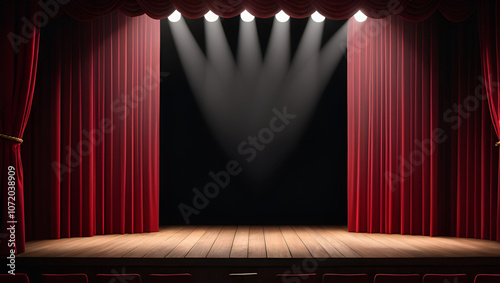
left=16, top=226, right=500, bottom=282
left=19, top=226, right=500, bottom=259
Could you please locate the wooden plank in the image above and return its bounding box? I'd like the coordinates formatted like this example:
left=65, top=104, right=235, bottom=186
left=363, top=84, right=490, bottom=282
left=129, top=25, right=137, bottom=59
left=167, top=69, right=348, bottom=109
left=313, top=227, right=360, bottom=258
left=263, top=226, right=291, bottom=258
left=167, top=226, right=210, bottom=258
left=95, top=233, right=153, bottom=258
left=143, top=226, right=198, bottom=258
left=303, top=226, right=350, bottom=258
left=186, top=226, right=222, bottom=258
left=39, top=234, right=126, bottom=257
left=324, top=226, right=412, bottom=258
left=280, top=226, right=311, bottom=258
left=321, top=226, right=391, bottom=258
left=207, top=226, right=237, bottom=258
left=122, top=226, right=184, bottom=257
left=230, top=226, right=249, bottom=258
left=293, top=226, right=330, bottom=258
left=248, top=226, right=266, bottom=258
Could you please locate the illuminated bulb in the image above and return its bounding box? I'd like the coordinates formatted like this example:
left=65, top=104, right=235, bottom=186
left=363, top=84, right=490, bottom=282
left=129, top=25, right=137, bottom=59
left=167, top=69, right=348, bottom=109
left=354, top=10, right=367, bottom=22
left=204, top=11, right=219, bottom=22
left=275, top=10, right=289, bottom=23
left=241, top=10, right=255, bottom=22
left=168, top=10, right=181, bottom=22
left=311, top=11, right=325, bottom=23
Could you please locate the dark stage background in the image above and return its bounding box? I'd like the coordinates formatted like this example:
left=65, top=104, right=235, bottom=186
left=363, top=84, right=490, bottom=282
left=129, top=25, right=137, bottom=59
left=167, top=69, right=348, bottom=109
left=159, top=17, right=348, bottom=225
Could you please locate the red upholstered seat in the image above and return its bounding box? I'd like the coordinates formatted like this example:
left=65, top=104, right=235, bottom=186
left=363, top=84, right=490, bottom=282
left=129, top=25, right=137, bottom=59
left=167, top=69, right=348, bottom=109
left=423, top=274, right=468, bottom=283
left=0, top=274, right=30, bottom=283
left=96, top=274, right=141, bottom=283
left=276, top=273, right=318, bottom=283
left=375, top=274, right=420, bottom=283
left=323, top=274, right=369, bottom=283
left=149, top=274, right=192, bottom=283
left=41, top=274, right=88, bottom=283
left=475, top=275, right=500, bottom=283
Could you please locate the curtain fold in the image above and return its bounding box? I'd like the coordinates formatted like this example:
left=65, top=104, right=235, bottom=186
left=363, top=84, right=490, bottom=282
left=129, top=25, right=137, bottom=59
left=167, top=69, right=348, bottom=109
left=347, top=16, right=440, bottom=236
left=478, top=0, right=500, bottom=240
left=23, top=11, right=160, bottom=240
left=0, top=1, right=40, bottom=254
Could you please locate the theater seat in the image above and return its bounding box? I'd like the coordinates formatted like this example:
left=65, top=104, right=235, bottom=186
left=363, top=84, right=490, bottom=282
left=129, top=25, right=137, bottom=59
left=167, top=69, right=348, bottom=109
left=96, top=274, right=141, bottom=283
left=374, top=274, right=420, bottom=283
left=323, top=274, right=369, bottom=283
left=41, top=274, right=88, bottom=283
left=276, top=273, right=318, bottom=283
left=423, top=274, right=468, bottom=283
left=475, top=275, right=500, bottom=283
left=0, top=273, right=30, bottom=283
left=149, top=274, right=192, bottom=283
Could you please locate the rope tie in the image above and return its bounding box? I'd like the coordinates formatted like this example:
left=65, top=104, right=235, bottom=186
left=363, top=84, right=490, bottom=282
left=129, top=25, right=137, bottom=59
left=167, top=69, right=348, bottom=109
left=496, top=141, right=500, bottom=147
left=0, top=133, right=23, bottom=144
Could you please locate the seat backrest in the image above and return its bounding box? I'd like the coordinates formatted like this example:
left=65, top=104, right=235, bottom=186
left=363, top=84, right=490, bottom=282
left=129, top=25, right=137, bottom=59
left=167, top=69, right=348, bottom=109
left=374, top=274, right=420, bottom=283
left=323, top=274, right=369, bottom=283
left=475, top=275, right=500, bottom=283
left=41, top=273, right=88, bottom=283
left=149, top=274, right=192, bottom=283
left=423, top=274, right=468, bottom=283
left=276, top=273, right=318, bottom=283
left=96, top=274, right=141, bottom=283
left=0, top=273, right=30, bottom=283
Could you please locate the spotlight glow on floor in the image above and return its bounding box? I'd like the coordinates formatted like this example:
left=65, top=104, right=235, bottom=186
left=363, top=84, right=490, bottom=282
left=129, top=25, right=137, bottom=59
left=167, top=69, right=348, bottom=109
left=311, top=11, right=325, bottom=23
left=204, top=11, right=219, bottom=22
left=354, top=10, right=367, bottom=22
left=168, top=10, right=181, bottom=22
left=275, top=10, right=290, bottom=23
left=241, top=10, right=255, bottom=22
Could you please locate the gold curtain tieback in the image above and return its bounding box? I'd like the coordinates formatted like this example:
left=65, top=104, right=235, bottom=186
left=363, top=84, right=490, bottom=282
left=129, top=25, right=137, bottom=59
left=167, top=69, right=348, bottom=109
left=496, top=141, right=500, bottom=147
left=0, top=133, right=23, bottom=144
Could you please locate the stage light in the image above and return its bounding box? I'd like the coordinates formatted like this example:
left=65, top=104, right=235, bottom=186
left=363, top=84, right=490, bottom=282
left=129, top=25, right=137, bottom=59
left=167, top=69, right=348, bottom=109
left=275, top=10, right=289, bottom=23
left=354, top=10, right=367, bottom=22
left=241, top=10, right=255, bottom=22
left=311, top=11, right=325, bottom=23
left=204, top=10, right=219, bottom=22
left=168, top=10, right=181, bottom=22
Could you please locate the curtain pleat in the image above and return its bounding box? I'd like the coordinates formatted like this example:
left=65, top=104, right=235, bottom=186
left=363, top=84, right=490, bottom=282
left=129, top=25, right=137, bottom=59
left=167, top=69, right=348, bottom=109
left=348, top=15, right=440, bottom=236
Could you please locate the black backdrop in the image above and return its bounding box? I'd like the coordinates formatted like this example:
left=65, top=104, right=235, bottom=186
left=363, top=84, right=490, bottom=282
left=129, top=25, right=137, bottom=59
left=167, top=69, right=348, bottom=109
left=160, top=17, right=348, bottom=225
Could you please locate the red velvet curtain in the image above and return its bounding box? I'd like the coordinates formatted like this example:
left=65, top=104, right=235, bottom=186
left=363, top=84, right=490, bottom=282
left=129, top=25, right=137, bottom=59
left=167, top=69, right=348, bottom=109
left=0, top=1, right=39, bottom=254
left=347, top=16, right=440, bottom=236
left=22, top=11, right=160, bottom=240
left=478, top=0, right=500, bottom=240
left=348, top=13, right=500, bottom=241
left=56, top=0, right=476, bottom=21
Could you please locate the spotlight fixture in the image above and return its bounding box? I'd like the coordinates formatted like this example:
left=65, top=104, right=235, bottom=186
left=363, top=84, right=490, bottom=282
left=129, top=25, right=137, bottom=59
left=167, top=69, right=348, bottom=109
left=204, top=10, right=219, bottom=22
left=311, top=11, right=325, bottom=23
left=354, top=10, right=367, bottom=22
left=241, top=10, right=255, bottom=22
left=275, top=10, right=290, bottom=23
left=168, top=10, right=181, bottom=22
